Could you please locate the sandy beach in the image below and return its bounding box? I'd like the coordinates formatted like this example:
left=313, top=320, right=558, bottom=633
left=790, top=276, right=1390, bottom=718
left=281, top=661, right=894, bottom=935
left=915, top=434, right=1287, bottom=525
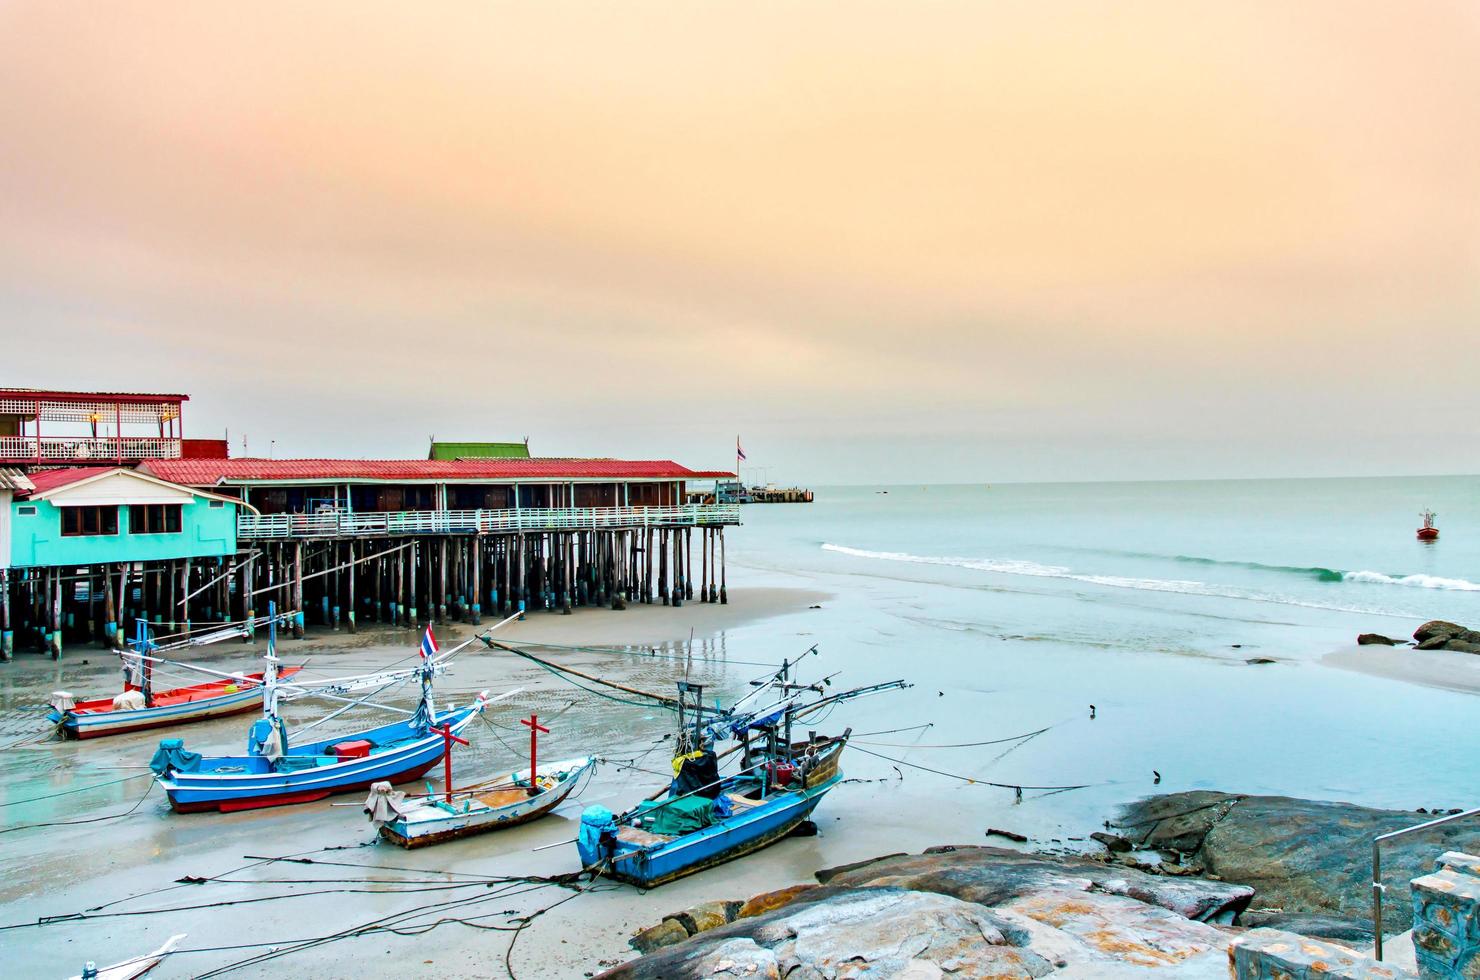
left=1321, top=644, right=1480, bottom=697
left=0, top=586, right=837, bottom=979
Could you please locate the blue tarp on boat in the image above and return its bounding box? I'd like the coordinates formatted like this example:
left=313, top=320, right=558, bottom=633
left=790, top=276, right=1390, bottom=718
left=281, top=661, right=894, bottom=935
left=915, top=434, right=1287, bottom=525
left=150, top=738, right=202, bottom=776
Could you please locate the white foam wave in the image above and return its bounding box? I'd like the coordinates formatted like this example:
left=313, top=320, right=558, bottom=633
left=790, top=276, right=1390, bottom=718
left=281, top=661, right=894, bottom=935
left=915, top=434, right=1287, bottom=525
left=1342, top=571, right=1480, bottom=592
left=819, top=543, right=1407, bottom=616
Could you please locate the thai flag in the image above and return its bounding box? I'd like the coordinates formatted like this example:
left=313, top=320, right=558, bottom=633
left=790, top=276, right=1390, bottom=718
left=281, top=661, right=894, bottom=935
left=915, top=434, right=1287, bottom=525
left=736, top=437, right=747, bottom=461
left=420, top=627, right=439, bottom=660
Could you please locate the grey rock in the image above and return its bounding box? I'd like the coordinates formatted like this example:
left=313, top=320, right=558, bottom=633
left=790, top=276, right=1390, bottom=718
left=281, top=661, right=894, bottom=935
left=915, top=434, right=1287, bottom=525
left=1357, top=633, right=1402, bottom=646
left=629, top=917, right=690, bottom=954
left=1238, top=910, right=1376, bottom=945
left=603, top=886, right=1053, bottom=979
left=817, top=845, right=1253, bottom=922
left=1443, top=639, right=1480, bottom=654
left=1091, top=831, right=1132, bottom=852
left=667, top=900, right=743, bottom=935
left=1120, top=791, right=1480, bottom=932
left=1414, top=620, right=1464, bottom=643
left=1416, top=635, right=1451, bottom=651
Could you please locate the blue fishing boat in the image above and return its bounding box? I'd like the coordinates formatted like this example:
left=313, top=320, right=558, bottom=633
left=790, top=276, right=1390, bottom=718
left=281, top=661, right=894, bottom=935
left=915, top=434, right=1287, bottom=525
left=154, top=700, right=489, bottom=812
left=578, top=732, right=848, bottom=887
left=151, top=605, right=514, bottom=813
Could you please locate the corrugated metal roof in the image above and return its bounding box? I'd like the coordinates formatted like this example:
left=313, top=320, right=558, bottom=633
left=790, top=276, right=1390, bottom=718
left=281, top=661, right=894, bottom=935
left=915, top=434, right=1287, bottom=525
left=429, top=440, right=530, bottom=460
left=0, top=388, right=188, bottom=402
left=0, top=468, right=35, bottom=491
left=19, top=466, right=121, bottom=495
left=140, top=458, right=735, bottom=484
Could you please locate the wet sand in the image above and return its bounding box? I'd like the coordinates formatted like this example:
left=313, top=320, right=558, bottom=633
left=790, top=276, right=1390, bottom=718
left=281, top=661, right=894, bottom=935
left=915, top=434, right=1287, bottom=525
left=4, top=563, right=1478, bottom=979
left=1322, top=644, right=1480, bottom=696
left=0, top=586, right=831, bottom=978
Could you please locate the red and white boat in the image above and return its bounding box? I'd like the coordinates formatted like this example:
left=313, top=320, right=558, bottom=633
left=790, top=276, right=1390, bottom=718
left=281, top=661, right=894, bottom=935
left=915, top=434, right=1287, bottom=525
left=48, top=665, right=304, bottom=739
left=1417, top=509, right=1439, bottom=541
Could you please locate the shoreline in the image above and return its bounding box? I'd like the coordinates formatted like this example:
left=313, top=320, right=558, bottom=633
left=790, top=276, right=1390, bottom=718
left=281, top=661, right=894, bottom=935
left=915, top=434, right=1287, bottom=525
left=1321, top=643, right=1480, bottom=696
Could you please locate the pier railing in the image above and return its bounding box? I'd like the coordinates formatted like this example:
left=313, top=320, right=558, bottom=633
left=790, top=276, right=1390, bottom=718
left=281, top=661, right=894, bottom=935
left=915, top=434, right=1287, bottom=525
left=237, top=503, right=741, bottom=540
left=0, top=435, right=180, bottom=463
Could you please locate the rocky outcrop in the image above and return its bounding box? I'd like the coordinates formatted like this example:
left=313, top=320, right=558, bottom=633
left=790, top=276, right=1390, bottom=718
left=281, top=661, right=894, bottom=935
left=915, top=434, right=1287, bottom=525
left=1411, top=621, right=1480, bottom=654
left=604, top=847, right=1253, bottom=979
left=1357, top=633, right=1402, bottom=646
left=1118, top=792, right=1480, bottom=933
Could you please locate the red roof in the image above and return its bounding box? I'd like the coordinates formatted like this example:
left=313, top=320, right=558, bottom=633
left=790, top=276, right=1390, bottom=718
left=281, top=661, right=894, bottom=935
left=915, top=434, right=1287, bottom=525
left=141, top=458, right=734, bottom=484
left=0, top=389, right=188, bottom=403
left=17, top=466, right=122, bottom=496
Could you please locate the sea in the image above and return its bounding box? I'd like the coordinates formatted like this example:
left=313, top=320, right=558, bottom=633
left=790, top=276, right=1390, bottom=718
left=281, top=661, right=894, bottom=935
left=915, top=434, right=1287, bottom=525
left=722, top=475, right=1480, bottom=827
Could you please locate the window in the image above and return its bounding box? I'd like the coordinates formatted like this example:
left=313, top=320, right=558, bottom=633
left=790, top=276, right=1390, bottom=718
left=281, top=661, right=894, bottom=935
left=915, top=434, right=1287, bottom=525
left=60, top=506, right=119, bottom=536
left=129, top=504, right=182, bottom=534
left=208, top=500, right=224, bottom=508
left=17, top=505, right=36, bottom=516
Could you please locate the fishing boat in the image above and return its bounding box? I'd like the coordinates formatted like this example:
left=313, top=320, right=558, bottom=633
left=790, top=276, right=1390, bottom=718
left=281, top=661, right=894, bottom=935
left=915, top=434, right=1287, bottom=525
left=47, top=615, right=300, bottom=739
left=68, top=933, right=185, bottom=980
left=152, top=604, right=517, bottom=813
left=1418, top=509, right=1439, bottom=540
left=578, top=732, right=848, bottom=887
left=373, top=755, right=596, bottom=848
left=575, top=653, right=905, bottom=887
left=49, top=666, right=303, bottom=740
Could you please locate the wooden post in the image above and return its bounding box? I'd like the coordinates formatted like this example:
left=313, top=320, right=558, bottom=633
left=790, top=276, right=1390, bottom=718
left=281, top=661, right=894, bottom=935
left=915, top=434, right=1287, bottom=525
left=437, top=538, right=447, bottom=625
left=50, top=568, right=62, bottom=660
left=471, top=535, right=482, bottom=624
left=102, top=562, right=117, bottom=648
left=292, top=542, right=304, bottom=638
left=347, top=541, right=357, bottom=633
left=685, top=528, right=694, bottom=600
left=1, top=567, right=11, bottom=662
left=178, top=560, right=191, bottom=639
left=720, top=527, right=727, bottom=604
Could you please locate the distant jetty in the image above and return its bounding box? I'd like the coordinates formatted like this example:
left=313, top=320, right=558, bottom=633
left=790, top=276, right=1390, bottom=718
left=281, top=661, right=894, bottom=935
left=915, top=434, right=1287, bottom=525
left=690, top=480, right=813, bottom=504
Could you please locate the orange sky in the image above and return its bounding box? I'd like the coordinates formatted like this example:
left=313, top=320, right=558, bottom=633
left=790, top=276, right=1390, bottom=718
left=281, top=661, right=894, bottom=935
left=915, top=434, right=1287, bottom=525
left=2, top=2, right=1477, bottom=481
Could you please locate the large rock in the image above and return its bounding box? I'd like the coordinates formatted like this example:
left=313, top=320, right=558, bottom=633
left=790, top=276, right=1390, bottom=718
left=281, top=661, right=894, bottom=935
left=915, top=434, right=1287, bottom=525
left=604, top=847, right=1255, bottom=979
left=1119, top=792, right=1480, bottom=933
left=602, top=886, right=1054, bottom=979
left=1357, top=633, right=1402, bottom=646
left=1414, top=621, right=1464, bottom=643
left=817, top=845, right=1253, bottom=923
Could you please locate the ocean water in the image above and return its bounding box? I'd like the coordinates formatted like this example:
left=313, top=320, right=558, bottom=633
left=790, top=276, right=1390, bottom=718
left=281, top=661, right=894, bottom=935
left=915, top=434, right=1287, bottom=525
left=720, top=475, right=1480, bottom=827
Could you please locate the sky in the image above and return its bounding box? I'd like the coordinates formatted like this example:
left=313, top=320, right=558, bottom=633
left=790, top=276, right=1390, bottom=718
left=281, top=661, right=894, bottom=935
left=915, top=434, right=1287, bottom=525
left=1, top=2, right=1477, bottom=484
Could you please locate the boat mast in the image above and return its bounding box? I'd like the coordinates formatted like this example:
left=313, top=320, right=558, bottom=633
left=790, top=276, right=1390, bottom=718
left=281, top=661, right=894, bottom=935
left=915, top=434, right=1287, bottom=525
left=262, top=600, right=281, bottom=720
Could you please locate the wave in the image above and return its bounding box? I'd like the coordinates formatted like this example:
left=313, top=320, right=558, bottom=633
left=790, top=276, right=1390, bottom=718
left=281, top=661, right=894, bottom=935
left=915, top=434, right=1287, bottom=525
left=1341, top=571, right=1480, bottom=592
left=1088, top=548, right=1478, bottom=592
left=817, top=543, right=1439, bottom=615
left=821, top=543, right=1282, bottom=602
left=1169, top=555, right=1345, bottom=582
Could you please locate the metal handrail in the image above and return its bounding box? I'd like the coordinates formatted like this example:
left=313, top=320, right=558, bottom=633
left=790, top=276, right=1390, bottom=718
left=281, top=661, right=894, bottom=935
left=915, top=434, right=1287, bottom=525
left=237, top=503, right=742, bottom=540
left=1372, top=806, right=1480, bottom=959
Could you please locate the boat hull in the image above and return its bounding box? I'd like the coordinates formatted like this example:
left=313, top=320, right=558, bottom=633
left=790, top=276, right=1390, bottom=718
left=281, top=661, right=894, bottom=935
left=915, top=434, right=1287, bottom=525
left=380, top=756, right=594, bottom=848
left=158, top=706, right=478, bottom=813
left=588, top=738, right=848, bottom=888
left=601, top=774, right=839, bottom=888
left=1418, top=528, right=1439, bottom=540
left=49, top=668, right=302, bottom=740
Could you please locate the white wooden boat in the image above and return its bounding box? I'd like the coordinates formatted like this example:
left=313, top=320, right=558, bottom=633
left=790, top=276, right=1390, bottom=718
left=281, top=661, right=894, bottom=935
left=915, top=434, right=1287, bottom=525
left=68, top=933, right=185, bottom=980
left=374, top=755, right=595, bottom=848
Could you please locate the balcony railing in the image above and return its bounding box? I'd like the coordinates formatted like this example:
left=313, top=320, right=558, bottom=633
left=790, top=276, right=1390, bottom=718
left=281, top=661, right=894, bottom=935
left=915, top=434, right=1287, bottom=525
left=237, top=503, right=742, bottom=540
left=0, top=435, right=181, bottom=462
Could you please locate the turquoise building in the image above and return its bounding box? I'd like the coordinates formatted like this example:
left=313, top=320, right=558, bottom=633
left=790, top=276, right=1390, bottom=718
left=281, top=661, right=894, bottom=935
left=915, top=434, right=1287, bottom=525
left=7, top=466, right=244, bottom=569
